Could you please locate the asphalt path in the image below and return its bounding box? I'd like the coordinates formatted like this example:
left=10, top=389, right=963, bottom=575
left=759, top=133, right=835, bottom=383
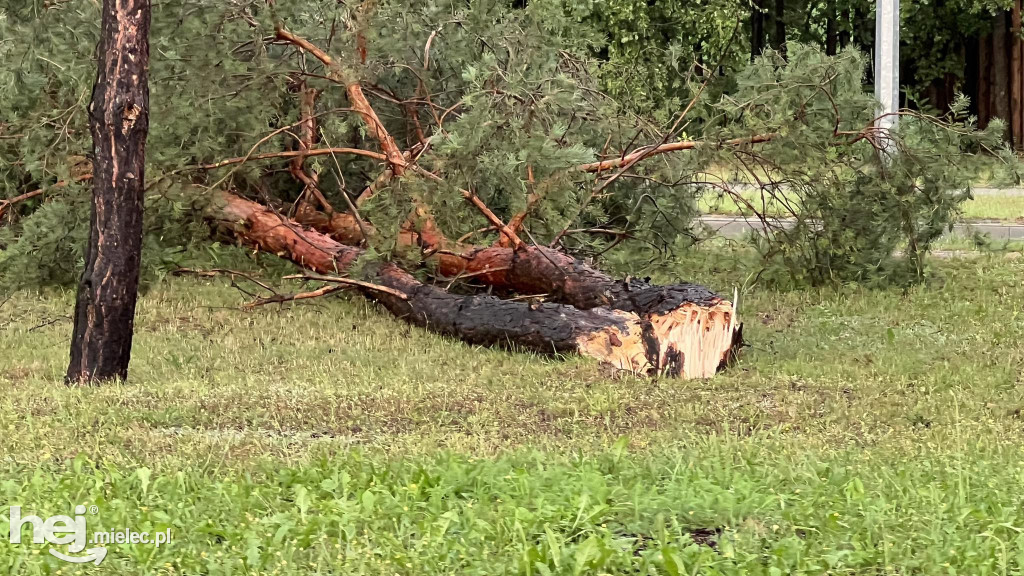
left=698, top=215, right=1024, bottom=240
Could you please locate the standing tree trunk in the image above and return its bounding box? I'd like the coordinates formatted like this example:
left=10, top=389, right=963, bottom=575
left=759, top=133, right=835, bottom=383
left=751, top=0, right=766, bottom=60
left=854, top=2, right=873, bottom=84
left=977, top=32, right=991, bottom=126
left=993, top=12, right=1012, bottom=131
left=825, top=0, right=838, bottom=55
left=839, top=5, right=851, bottom=49
left=1012, top=0, right=1023, bottom=150
left=771, top=0, right=787, bottom=56
left=66, top=0, right=151, bottom=384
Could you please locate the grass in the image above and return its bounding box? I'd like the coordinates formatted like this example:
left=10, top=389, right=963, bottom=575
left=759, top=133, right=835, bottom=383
left=698, top=189, right=1024, bottom=221
left=703, top=153, right=1023, bottom=190
left=963, top=195, right=1024, bottom=221
left=1, top=249, right=1024, bottom=574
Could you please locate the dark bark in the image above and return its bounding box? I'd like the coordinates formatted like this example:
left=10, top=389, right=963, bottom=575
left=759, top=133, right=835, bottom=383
left=993, top=12, right=1012, bottom=127
left=1012, top=0, right=1023, bottom=149
left=293, top=208, right=727, bottom=314
left=976, top=33, right=990, bottom=124
left=66, top=0, right=151, bottom=384
left=838, top=6, right=851, bottom=49
left=215, top=193, right=742, bottom=379
left=825, top=0, right=838, bottom=56
left=751, top=0, right=766, bottom=61
left=770, top=0, right=787, bottom=56
left=455, top=245, right=722, bottom=314
left=926, top=74, right=958, bottom=113
left=854, top=3, right=873, bottom=84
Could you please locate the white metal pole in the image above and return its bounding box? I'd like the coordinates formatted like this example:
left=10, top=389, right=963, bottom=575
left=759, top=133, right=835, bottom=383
left=874, top=0, right=900, bottom=135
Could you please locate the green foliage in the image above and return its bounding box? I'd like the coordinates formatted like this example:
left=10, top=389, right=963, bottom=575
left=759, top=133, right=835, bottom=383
left=0, top=187, right=89, bottom=288
left=2, top=1, right=1020, bottom=291
left=565, top=0, right=1020, bottom=122
left=0, top=0, right=284, bottom=289
left=0, top=182, right=211, bottom=290
left=565, top=0, right=747, bottom=120
left=695, top=46, right=1015, bottom=286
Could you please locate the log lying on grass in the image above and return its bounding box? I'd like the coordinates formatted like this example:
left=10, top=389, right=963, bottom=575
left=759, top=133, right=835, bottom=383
left=293, top=206, right=744, bottom=378
left=213, top=192, right=741, bottom=378
left=427, top=243, right=744, bottom=376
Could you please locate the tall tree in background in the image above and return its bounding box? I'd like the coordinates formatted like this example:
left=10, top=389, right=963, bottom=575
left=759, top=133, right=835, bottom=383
left=66, top=0, right=151, bottom=383
left=825, top=0, right=838, bottom=55
left=771, top=0, right=787, bottom=56
left=1012, top=0, right=1023, bottom=150
left=752, top=0, right=767, bottom=60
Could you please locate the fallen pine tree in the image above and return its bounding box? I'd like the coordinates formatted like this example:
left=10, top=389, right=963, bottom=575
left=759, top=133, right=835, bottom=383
left=171, top=15, right=744, bottom=379
left=211, top=191, right=742, bottom=379
left=5, top=3, right=992, bottom=383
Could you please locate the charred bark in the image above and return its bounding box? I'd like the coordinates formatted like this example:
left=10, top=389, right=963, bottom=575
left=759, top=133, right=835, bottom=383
left=428, top=244, right=743, bottom=377
left=293, top=205, right=727, bottom=310
left=214, top=193, right=742, bottom=379
left=66, top=0, right=150, bottom=384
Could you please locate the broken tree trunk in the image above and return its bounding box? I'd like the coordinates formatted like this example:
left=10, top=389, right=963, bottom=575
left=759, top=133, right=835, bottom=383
left=290, top=206, right=742, bottom=378
left=424, top=243, right=743, bottom=378
left=213, top=192, right=741, bottom=378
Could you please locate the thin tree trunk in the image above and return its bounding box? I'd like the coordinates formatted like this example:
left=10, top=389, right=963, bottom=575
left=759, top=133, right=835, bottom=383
left=839, top=5, right=851, bottom=49
left=826, top=0, right=838, bottom=55
left=993, top=13, right=1012, bottom=129
left=977, top=33, right=991, bottom=126
left=771, top=0, right=787, bottom=56
left=751, top=0, right=766, bottom=60
left=1012, top=0, right=1023, bottom=149
left=855, top=2, right=873, bottom=84
left=66, top=0, right=150, bottom=384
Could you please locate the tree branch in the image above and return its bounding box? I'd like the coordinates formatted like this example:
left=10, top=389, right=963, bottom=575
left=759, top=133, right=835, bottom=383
left=191, top=147, right=387, bottom=172
left=274, top=23, right=407, bottom=175
left=288, top=84, right=334, bottom=213
left=283, top=272, right=409, bottom=300
left=575, top=133, right=777, bottom=173
left=0, top=189, right=45, bottom=220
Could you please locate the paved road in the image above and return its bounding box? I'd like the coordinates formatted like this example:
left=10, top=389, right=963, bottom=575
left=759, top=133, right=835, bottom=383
left=695, top=183, right=1024, bottom=196
left=973, top=188, right=1024, bottom=196
left=698, top=215, right=1024, bottom=240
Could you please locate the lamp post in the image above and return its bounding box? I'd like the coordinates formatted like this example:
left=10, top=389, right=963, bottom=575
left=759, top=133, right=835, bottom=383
left=874, top=0, right=899, bottom=135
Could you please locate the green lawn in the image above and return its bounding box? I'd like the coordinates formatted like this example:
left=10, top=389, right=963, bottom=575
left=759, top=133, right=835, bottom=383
left=1, top=250, right=1024, bottom=574
left=698, top=189, right=1024, bottom=222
